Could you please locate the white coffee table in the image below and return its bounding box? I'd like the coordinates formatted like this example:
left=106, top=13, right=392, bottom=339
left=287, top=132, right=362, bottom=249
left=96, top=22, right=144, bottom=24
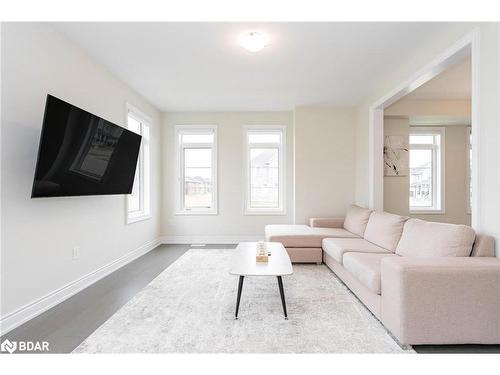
left=229, top=242, right=293, bottom=319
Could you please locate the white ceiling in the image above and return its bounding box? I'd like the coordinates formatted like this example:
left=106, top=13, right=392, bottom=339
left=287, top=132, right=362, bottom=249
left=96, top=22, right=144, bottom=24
left=404, top=56, right=471, bottom=100
left=53, top=22, right=458, bottom=112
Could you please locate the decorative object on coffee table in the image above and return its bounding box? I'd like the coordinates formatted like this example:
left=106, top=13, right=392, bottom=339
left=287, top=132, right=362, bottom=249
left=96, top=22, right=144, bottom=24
left=256, top=241, right=268, bottom=262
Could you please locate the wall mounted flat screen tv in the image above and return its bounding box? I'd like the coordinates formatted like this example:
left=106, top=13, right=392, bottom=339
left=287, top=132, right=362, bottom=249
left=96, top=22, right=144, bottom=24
left=31, top=95, right=142, bottom=198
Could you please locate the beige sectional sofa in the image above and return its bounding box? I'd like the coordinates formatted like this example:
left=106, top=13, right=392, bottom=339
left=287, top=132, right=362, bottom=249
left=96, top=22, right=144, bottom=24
left=265, top=205, right=500, bottom=345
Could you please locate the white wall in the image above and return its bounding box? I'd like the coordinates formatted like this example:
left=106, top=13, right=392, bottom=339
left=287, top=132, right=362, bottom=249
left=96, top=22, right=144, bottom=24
left=294, top=107, right=356, bottom=224
left=354, top=23, right=500, bottom=256
left=161, top=111, right=294, bottom=241
left=0, top=23, right=162, bottom=321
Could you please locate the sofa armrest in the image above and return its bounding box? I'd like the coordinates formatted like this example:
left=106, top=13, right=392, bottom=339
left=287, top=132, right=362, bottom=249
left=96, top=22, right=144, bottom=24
left=380, top=256, right=500, bottom=345
left=309, top=217, right=344, bottom=228
left=471, top=233, right=496, bottom=257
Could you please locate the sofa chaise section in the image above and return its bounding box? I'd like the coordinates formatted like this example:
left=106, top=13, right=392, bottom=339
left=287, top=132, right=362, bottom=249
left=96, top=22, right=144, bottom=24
left=265, top=224, right=357, bottom=263
left=264, top=205, right=372, bottom=263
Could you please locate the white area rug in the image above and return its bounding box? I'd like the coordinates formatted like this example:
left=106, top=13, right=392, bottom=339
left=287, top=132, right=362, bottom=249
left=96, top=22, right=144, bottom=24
left=74, top=249, right=413, bottom=353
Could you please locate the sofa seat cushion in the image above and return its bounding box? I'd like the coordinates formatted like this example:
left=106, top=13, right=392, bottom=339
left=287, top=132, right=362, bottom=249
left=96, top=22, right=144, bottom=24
left=363, top=211, right=408, bottom=252
left=265, top=225, right=358, bottom=248
left=343, top=253, right=398, bottom=294
left=343, top=205, right=373, bottom=237
left=322, top=238, right=391, bottom=264
left=396, top=218, right=476, bottom=258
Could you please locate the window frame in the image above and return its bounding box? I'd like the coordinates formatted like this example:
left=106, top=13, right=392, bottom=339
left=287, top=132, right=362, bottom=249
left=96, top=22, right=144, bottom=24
left=243, top=125, right=286, bottom=216
left=175, top=125, right=218, bottom=215
left=126, top=103, right=152, bottom=224
left=409, top=126, right=445, bottom=214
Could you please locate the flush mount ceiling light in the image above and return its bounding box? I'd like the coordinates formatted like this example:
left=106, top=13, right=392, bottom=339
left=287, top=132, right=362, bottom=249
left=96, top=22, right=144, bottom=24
left=238, top=31, right=270, bottom=52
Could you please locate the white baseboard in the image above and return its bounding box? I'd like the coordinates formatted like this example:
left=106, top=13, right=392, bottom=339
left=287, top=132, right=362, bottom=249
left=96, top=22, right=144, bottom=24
left=160, top=235, right=264, bottom=244
left=0, top=238, right=161, bottom=336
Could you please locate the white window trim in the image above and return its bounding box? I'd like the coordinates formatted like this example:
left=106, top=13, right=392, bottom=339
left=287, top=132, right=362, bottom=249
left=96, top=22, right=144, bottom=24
left=409, top=126, right=446, bottom=214
left=175, top=125, right=218, bottom=215
left=466, top=126, right=472, bottom=215
left=243, top=125, right=286, bottom=216
left=126, top=103, right=152, bottom=224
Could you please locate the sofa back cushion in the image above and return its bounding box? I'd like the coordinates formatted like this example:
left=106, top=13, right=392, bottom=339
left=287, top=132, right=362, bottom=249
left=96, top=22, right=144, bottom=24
left=363, top=211, right=407, bottom=252
left=396, top=219, right=476, bottom=258
left=343, top=205, right=373, bottom=237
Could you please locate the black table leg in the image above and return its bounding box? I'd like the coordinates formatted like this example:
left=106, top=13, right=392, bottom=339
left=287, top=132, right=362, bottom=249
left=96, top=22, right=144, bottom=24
left=235, top=275, right=244, bottom=319
left=277, top=276, right=288, bottom=319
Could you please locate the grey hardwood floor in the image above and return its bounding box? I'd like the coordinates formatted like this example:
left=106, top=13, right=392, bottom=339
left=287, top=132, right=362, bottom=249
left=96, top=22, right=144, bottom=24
left=1, top=243, right=498, bottom=354
left=1, top=244, right=194, bottom=353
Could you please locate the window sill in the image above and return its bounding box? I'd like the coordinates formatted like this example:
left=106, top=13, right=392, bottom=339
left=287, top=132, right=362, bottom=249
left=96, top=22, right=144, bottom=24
left=410, top=209, right=445, bottom=215
left=126, top=214, right=152, bottom=224
left=175, top=210, right=218, bottom=216
left=244, top=210, right=287, bottom=216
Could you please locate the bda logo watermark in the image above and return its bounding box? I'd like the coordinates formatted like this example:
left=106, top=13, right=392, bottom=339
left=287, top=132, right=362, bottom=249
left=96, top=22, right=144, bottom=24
left=1, top=339, right=17, bottom=353
left=1, top=339, right=49, bottom=354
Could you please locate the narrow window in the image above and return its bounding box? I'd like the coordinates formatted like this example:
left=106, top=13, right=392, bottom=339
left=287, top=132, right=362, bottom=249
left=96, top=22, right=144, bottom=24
left=409, top=127, right=445, bottom=213
left=244, top=126, right=285, bottom=215
left=176, top=126, right=217, bottom=214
